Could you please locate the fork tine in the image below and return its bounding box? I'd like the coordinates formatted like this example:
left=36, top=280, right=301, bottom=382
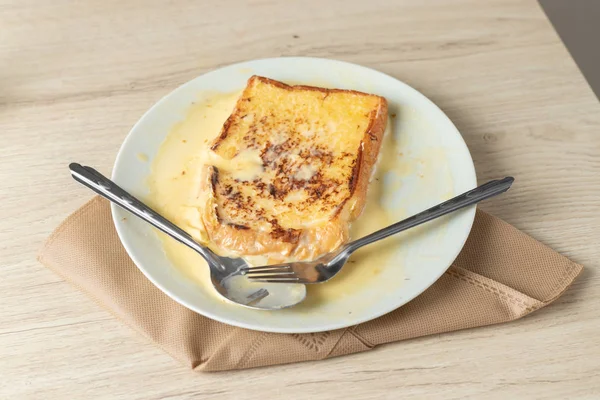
left=244, top=270, right=295, bottom=277
left=241, top=265, right=292, bottom=274
left=246, top=273, right=300, bottom=280
left=250, top=277, right=311, bottom=284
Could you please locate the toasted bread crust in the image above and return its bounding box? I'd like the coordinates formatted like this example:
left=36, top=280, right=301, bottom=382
left=202, top=76, right=388, bottom=261
left=349, top=98, right=388, bottom=219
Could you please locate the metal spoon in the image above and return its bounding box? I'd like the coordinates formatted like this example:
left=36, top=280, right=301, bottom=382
left=68, top=163, right=306, bottom=310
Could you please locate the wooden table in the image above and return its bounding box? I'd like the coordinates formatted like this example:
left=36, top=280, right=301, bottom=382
left=2, top=0, right=599, bottom=398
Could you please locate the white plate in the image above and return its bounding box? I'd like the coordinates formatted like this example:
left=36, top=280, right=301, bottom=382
left=111, top=57, right=476, bottom=333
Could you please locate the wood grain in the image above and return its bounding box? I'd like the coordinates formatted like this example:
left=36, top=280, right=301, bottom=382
left=1, top=0, right=599, bottom=398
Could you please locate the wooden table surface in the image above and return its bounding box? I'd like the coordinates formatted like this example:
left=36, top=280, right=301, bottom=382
left=2, top=0, right=599, bottom=398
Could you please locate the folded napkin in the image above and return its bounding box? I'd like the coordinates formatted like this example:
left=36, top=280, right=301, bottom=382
left=38, top=197, right=582, bottom=372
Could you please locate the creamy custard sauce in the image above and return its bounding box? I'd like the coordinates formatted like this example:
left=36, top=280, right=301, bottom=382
left=147, top=91, right=404, bottom=304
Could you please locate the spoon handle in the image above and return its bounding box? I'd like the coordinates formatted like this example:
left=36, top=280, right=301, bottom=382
left=346, top=177, right=514, bottom=252
left=68, top=163, right=218, bottom=262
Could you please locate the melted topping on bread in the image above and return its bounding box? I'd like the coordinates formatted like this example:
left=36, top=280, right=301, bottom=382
left=203, top=75, right=387, bottom=259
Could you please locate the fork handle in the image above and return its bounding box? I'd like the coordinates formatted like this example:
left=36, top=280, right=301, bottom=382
left=346, top=177, right=514, bottom=253
left=68, top=163, right=220, bottom=264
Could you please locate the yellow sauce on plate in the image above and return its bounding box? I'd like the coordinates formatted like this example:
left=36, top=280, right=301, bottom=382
left=147, top=91, right=403, bottom=305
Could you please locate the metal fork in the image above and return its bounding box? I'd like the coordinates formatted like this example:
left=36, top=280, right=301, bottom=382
left=242, top=177, right=514, bottom=283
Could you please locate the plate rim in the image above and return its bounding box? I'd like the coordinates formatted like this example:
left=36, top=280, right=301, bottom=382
left=111, top=56, right=477, bottom=333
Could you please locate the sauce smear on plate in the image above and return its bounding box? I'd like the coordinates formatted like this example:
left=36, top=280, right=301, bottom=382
left=147, top=91, right=403, bottom=306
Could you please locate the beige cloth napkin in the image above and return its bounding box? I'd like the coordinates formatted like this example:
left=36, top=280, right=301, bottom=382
left=38, top=197, right=582, bottom=372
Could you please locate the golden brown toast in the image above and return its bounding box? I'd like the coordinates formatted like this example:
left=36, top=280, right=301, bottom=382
left=200, top=76, right=388, bottom=261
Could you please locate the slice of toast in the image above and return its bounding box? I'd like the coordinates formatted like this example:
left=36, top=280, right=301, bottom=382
left=200, top=76, right=388, bottom=261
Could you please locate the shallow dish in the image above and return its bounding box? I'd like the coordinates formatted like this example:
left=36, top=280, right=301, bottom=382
left=111, top=57, right=476, bottom=333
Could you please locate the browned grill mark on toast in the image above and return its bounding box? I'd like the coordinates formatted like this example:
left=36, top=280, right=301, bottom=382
left=269, top=219, right=301, bottom=244
left=228, top=223, right=250, bottom=230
